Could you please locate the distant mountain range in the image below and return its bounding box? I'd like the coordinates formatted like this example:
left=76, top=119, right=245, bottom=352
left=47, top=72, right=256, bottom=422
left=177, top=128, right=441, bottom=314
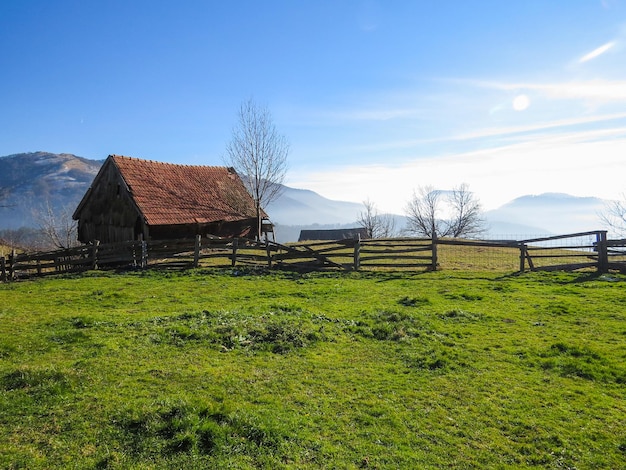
left=0, top=152, right=610, bottom=243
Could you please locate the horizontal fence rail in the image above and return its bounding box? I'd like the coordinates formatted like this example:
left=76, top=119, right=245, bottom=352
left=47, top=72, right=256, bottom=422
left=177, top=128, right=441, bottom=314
left=357, top=237, right=434, bottom=270
left=2, top=230, right=625, bottom=281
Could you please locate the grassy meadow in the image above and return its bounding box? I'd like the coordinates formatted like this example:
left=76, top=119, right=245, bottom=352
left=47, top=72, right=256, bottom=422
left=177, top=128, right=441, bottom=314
left=1, top=267, right=625, bottom=468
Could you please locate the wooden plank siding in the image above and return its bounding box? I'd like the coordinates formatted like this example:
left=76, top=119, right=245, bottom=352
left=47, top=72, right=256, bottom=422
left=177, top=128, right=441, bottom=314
left=72, top=159, right=141, bottom=243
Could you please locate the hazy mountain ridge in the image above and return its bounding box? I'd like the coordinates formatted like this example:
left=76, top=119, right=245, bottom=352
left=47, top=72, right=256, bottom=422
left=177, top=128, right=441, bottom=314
left=0, top=151, right=101, bottom=187
left=0, top=152, right=102, bottom=229
left=484, top=193, right=606, bottom=235
left=266, top=186, right=364, bottom=226
left=0, top=152, right=610, bottom=243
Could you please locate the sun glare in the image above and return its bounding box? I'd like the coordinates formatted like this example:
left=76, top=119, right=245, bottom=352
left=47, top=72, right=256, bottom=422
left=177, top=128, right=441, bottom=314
left=512, top=94, right=530, bottom=111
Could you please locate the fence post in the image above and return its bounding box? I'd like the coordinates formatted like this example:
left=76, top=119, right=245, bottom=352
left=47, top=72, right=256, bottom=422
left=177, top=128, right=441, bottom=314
left=231, top=238, right=238, bottom=267
left=0, top=256, right=6, bottom=282
left=353, top=236, right=361, bottom=271
left=9, top=249, right=16, bottom=280
left=92, top=240, right=100, bottom=270
left=596, top=231, right=608, bottom=274
left=141, top=239, right=148, bottom=269
left=265, top=241, right=273, bottom=268
left=193, top=234, right=201, bottom=268
left=431, top=232, right=438, bottom=271
left=519, top=243, right=526, bottom=272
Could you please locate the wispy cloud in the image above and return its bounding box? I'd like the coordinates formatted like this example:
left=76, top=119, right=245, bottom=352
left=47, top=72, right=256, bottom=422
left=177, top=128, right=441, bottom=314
left=525, top=81, right=626, bottom=101
left=329, top=113, right=626, bottom=158
left=473, top=79, right=626, bottom=102
left=452, top=112, right=626, bottom=141
left=579, top=41, right=616, bottom=63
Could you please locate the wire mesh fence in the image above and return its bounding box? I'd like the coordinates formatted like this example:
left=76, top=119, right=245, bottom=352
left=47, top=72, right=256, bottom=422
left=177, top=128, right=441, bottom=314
left=436, top=233, right=603, bottom=272
left=436, top=240, right=520, bottom=272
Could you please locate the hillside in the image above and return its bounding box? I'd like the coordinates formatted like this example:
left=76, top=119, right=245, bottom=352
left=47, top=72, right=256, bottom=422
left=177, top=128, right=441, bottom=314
left=265, top=186, right=364, bottom=225
left=0, top=152, right=102, bottom=229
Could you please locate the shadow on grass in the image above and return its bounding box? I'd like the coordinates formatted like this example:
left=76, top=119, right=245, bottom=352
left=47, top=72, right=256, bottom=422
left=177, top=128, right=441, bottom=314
left=494, top=271, right=623, bottom=284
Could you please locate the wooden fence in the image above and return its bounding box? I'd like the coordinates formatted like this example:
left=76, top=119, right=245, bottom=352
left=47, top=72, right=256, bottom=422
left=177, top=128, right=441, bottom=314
left=606, top=238, right=626, bottom=272
left=2, top=231, right=625, bottom=281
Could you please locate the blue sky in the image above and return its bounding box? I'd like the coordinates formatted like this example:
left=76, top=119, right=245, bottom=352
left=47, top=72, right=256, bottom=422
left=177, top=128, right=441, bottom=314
left=2, top=0, right=626, bottom=212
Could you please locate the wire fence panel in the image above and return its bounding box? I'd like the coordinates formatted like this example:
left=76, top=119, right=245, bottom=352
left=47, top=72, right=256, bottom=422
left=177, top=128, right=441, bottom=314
left=436, top=240, right=520, bottom=272
left=520, top=232, right=603, bottom=272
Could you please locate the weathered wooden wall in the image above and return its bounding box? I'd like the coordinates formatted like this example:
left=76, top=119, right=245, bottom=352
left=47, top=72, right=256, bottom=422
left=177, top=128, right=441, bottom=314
left=74, top=159, right=143, bottom=243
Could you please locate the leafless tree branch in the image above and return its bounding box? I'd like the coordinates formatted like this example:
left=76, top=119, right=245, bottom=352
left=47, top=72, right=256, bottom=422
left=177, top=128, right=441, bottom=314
left=358, top=198, right=396, bottom=238
left=32, top=200, right=79, bottom=249
left=447, top=183, right=487, bottom=238
left=404, top=184, right=486, bottom=238
left=404, top=186, right=442, bottom=237
left=600, top=194, right=626, bottom=236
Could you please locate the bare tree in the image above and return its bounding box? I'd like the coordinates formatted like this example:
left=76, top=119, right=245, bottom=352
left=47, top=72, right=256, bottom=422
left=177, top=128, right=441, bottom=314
left=405, top=183, right=486, bottom=238
left=33, top=201, right=79, bottom=249
left=0, top=227, right=46, bottom=252
left=600, top=194, right=626, bottom=236
left=358, top=198, right=396, bottom=238
left=404, top=185, right=442, bottom=237
left=447, top=183, right=486, bottom=238
left=224, top=99, right=289, bottom=239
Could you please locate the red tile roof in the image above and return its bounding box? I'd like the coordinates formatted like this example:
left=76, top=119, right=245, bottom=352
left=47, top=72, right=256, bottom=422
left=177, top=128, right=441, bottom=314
left=110, top=155, right=259, bottom=226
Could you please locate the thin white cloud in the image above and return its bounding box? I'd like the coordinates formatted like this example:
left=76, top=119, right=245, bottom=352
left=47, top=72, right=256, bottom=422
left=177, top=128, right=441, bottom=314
left=452, top=112, right=626, bottom=141
left=526, top=81, right=626, bottom=101
left=311, top=112, right=626, bottom=156
left=474, top=79, right=626, bottom=102
left=579, top=41, right=616, bottom=63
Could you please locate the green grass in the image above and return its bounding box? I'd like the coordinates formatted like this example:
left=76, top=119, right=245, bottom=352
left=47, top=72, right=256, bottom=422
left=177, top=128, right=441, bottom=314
left=1, top=268, right=626, bottom=468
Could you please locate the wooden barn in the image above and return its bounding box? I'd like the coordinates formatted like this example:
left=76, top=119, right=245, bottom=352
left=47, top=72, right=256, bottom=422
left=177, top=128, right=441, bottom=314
left=73, top=155, right=268, bottom=243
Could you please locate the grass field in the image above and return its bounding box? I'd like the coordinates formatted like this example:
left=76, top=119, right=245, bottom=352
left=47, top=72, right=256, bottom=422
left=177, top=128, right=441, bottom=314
left=1, top=267, right=625, bottom=468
